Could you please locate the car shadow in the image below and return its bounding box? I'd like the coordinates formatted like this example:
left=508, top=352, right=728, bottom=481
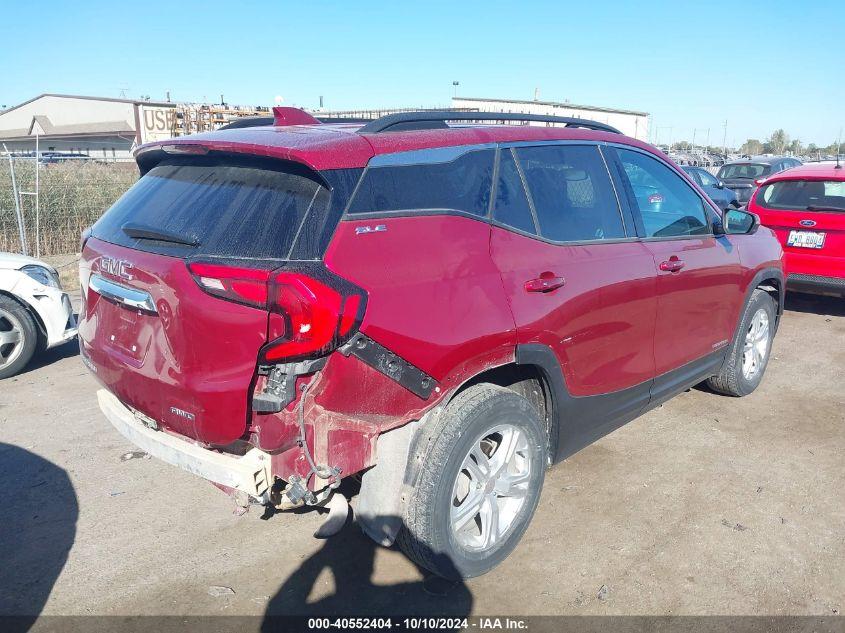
left=0, top=443, right=78, bottom=630
left=17, top=338, right=80, bottom=378
left=784, top=292, right=845, bottom=317
left=261, top=507, right=473, bottom=629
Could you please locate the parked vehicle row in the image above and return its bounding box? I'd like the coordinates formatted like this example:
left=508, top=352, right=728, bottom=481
left=681, top=165, right=740, bottom=211
left=74, top=108, right=784, bottom=579
left=716, top=156, right=803, bottom=206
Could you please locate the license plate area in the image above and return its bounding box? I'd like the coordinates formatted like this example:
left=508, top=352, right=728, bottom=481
left=787, top=230, right=826, bottom=249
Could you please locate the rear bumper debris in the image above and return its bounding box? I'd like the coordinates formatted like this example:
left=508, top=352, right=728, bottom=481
left=97, top=389, right=272, bottom=498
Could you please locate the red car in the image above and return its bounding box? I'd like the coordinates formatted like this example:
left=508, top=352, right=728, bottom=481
left=79, top=108, right=784, bottom=578
left=747, top=162, right=845, bottom=298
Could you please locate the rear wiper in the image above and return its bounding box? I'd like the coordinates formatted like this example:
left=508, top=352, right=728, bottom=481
left=121, top=223, right=200, bottom=247
left=806, top=205, right=845, bottom=213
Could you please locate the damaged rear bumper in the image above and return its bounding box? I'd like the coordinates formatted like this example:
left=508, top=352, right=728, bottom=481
left=97, top=389, right=272, bottom=498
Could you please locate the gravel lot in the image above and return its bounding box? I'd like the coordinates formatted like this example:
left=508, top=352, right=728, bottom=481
left=1, top=292, right=843, bottom=622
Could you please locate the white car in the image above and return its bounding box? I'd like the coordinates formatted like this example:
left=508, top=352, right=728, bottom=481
left=0, top=252, right=78, bottom=378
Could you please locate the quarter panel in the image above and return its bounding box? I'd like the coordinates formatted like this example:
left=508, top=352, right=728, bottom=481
left=323, top=215, right=517, bottom=393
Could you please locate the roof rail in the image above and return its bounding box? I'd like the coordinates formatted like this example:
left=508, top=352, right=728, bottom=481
left=356, top=111, right=622, bottom=135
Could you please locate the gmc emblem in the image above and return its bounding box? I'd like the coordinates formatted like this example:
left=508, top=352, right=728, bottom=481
left=101, top=257, right=133, bottom=280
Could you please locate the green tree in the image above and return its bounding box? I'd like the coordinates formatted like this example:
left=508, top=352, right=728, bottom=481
left=740, top=139, right=763, bottom=155
left=766, top=129, right=789, bottom=154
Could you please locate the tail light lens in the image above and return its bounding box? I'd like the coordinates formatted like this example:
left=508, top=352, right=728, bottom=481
left=188, top=261, right=367, bottom=363
left=188, top=262, right=271, bottom=308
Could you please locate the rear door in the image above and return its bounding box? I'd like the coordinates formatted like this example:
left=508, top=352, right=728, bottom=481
left=490, top=143, right=658, bottom=435
left=78, top=155, right=341, bottom=445
left=611, top=147, right=744, bottom=380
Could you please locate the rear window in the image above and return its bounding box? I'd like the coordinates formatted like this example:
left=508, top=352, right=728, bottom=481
left=516, top=145, right=625, bottom=242
left=347, top=149, right=494, bottom=216
left=717, top=163, right=770, bottom=179
left=757, top=180, right=845, bottom=212
left=92, top=157, right=334, bottom=259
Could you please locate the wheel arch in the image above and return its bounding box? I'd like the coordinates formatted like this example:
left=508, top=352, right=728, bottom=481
left=447, top=360, right=555, bottom=462
left=744, top=267, right=785, bottom=327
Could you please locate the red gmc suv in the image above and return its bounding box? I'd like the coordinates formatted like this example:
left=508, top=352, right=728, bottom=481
left=79, top=108, right=784, bottom=579
left=747, top=161, right=845, bottom=298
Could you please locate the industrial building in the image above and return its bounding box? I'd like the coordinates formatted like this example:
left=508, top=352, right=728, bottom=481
left=0, top=94, right=180, bottom=158
left=451, top=96, right=649, bottom=140
left=0, top=94, right=268, bottom=158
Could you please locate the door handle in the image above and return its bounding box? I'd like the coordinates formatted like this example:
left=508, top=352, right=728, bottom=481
left=525, top=273, right=566, bottom=293
left=659, top=257, right=685, bottom=273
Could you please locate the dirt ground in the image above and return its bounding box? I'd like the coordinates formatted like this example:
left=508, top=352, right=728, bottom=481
left=1, top=291, right=843, bottom=622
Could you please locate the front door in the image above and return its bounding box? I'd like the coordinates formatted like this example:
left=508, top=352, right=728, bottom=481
left=613, top=148, right=744, bottom=382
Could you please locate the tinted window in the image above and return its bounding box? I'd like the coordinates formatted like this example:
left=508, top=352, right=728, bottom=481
left=717, top=163, right=771, bottom=179
left=493, top=149, right=536, bottom=234
left=618, top=149, right=710, bottom=238
left=93, top=157, right=332, bottom=259
left=757, top=180, right=845, bottom=212
left=697, top=169, right=718, bottom=187
left=348, top=149, right=494, bottom=216
left=515, top=145, right=625, bottom=242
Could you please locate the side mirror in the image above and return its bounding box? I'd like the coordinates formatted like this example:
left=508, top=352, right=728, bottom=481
left=724, top=209, right=760, bottom=235
left=716, top=180, right=725, bottom=189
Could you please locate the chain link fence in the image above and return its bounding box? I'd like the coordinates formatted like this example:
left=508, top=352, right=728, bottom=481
left=0, top=157, right=137, bottom=257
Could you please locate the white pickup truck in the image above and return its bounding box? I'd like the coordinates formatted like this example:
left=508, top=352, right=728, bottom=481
left=0, top=252, right=77, bottom=378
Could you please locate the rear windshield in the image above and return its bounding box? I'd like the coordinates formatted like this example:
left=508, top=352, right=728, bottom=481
left=717, top=163, right=770, bottom=179
left=92, top=157, right=333, bottom=259
left=757, top=180, right=845, bottom=212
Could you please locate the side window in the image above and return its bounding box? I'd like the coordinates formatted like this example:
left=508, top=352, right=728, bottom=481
left=493, top=149, right=536, bottom=234
left=514, top=145, right=625, bottom=242
left=697, top=169, right=718, bottom=187
left=617, top=149, right=710, bottom=238
left=347, top=149, right=494, bottom=216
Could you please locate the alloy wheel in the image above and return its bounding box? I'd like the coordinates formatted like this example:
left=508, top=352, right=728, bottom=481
left=450, top=424, right=533, bottom=552
left=742, top=308, right=770, bottom=380
left=0, top=308, right=25, bottom=370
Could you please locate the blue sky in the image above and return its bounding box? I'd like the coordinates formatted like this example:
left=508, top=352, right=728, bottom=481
left=1, top=0, right=842, bottom=146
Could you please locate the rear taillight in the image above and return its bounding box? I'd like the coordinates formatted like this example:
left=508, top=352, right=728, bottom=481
left=263, top=271, right=366, bottom=363
left=188, top=261, right=366, bottom=363
left=188, top=262, right=272, bottom=308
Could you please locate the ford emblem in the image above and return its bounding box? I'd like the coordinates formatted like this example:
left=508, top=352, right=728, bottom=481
left=799, top=219, right=817, bottom=227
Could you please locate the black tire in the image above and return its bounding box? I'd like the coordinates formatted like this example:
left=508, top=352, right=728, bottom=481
left=706, top=289, right=776, bottom=397
left=0, top=296, right=38, bottom=379
left=397, top=383, right=546, bottom=579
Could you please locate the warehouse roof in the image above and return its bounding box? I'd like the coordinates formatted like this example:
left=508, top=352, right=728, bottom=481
left=0, top=93, right=174, bottom=115
left=454, top=96, right=648, bottom=117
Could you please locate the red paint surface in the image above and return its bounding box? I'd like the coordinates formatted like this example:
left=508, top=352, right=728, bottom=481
left=749, top=164, right=845, bottom=280
left=491, top=229, right=657, bottom=396
left=79, top=238, right=266, bottom=445
left=642, top=238, right=744, bottom=374
left=324, top=216, right=517, bottom=390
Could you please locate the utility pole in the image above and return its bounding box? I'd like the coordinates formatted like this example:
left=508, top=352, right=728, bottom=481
left=722, top=120, right=728, bottom=156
